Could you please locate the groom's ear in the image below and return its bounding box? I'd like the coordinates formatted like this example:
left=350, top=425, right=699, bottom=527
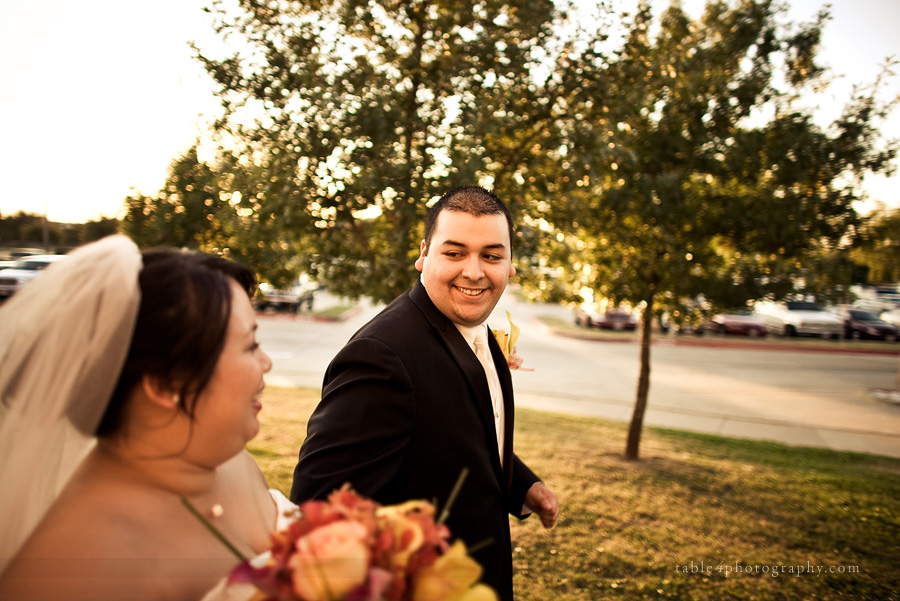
left=140, top=375, right=180, bottom=410
left=414, top=239, right=427, bottom=272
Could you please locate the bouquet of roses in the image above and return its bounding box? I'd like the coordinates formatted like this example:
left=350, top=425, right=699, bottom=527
left=223, top=485, right=497, bottom=601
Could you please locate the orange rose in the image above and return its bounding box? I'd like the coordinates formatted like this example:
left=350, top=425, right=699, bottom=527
left=289, top=521, right=370, bottom=601
left=375, top=501, right=429, bottom=569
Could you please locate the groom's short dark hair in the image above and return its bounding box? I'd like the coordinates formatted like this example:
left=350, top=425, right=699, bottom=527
left=423, top=185, right=514, bottom=253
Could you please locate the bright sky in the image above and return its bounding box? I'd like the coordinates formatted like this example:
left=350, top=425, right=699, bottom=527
left=1, top=0, right=898, bottom=224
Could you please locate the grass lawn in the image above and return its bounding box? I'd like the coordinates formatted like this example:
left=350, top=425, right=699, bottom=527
left=251, top=387, right=900, bottom=601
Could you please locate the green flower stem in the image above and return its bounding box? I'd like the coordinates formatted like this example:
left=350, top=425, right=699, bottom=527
left=181, top=496, right=248, bottom=562
left=438, top=467, right=469, bottom=526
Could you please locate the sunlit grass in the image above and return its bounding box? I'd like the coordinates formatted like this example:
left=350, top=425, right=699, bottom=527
left=247, top=387, right=319, bottom=495
left=313, top=304, right=356, bottom=319
left=252, top=387, right=900, bottom=601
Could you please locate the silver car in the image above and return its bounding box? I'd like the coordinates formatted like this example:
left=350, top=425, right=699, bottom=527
left=0, top=255, right=67, bottom=298
left=754, top=300, right=843, bottom=338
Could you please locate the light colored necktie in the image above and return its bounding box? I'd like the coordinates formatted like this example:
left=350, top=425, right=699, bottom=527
left=473, top=328, right=504, bottom=459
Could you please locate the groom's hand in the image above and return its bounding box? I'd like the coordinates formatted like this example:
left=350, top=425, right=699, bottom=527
left=525, top=481, right=559, bottom=529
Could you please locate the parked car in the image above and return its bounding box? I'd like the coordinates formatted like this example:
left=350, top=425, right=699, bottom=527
left=880, top=307, right=900, bottom=327
left=851, top=298, right=895, bottom=315
left=0, top=254, right=66, bottom=298
left=574, top=305, right=602, bottom=328
left=256, top=279, right=318, bottom=312
left=574, top=306, right=638, bottom=331
left=754, top=300, right=843, bottom=338
left=828, top=305, right=900, bottom=341
left=708, top=310, right=768, bottom=337
left=594, top=309, right=638, bottom=331
left=849, top=284, right=900, bottom=314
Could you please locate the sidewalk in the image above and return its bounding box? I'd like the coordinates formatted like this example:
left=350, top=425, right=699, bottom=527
left=259, top=294, right=900, bottom=460
left=526, top=311, right=900, bottom=459
left=515, top=389, right=900, bottom=459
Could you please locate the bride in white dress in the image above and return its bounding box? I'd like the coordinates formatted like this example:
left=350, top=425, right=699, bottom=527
left=0, top=235, right=292, bottom=601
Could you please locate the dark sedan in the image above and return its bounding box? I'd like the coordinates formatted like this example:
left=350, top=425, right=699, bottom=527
left=830, top=306, right=900, bottom=341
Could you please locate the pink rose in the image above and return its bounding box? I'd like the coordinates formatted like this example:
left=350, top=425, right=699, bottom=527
left=289, top=520, right=370, bottom=601
left=507, top=348, right=524, bottom=371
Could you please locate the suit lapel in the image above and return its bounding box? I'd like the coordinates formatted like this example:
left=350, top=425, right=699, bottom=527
left=486, top=330, right=515, bottom=475
left=409, top=282, right=505, bottom=476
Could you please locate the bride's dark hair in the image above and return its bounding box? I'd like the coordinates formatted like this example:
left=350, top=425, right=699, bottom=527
left=96, top=248, right=257, bottom=436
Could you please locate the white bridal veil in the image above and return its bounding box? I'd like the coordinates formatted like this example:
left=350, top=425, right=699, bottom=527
left=0, top=235, right=142, bottom=575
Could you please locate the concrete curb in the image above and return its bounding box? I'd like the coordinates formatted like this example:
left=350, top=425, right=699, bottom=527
left=549, top=328, right=900, bottom=356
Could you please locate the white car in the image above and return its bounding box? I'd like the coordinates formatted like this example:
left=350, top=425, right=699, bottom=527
left=880, top=308, right=900, bottom=327
left=256, top=279, right=318, bottom=312
left=754, top=300, right=843, bottom=338
left=0, top=255, right=67, bottom=298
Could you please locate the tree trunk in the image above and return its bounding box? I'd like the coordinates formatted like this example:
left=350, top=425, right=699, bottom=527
left=625, top=295, right=654, bottom=460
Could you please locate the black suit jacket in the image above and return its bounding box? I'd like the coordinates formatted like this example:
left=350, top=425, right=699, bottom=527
left=291, top=280, right=540, bottom=600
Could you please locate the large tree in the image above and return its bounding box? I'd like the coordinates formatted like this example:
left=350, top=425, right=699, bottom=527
left=851, top=205, right=900, bottom=285
left=193, top=0, right=580, bottom=302
left=536, top=0, right=897, bottom=459
left=120, top=146, right=308, bottom=288
left=181, top=0, right=897, bottom=461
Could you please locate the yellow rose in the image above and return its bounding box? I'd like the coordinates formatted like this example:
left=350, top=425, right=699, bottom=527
left=412, top=541, right=498, bottom=601
left=491, top=311, right=521, bottom=363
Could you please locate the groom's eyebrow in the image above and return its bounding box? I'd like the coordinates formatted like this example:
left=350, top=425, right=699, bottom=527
left=441, top=239, right=507, bottom=251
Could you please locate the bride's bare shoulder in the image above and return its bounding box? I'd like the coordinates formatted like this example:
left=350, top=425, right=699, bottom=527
left=16, top=472, right=158, bottom=554
left=219, top=449, right=269, bottom=487
left=1, top=460, right=241, bottom=600
left=212, top=450, right=278, bottom=536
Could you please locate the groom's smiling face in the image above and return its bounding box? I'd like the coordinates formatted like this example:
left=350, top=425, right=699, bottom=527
left=415, top=209, right=515, bottom=328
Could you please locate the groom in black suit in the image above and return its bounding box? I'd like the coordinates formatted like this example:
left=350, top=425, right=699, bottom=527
left=290, top=185, right=558, bottom=600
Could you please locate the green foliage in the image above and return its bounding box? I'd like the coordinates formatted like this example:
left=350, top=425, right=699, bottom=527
left=120, top=147, right=223, bottom=250
left=520, top=0, right=897, bottom=458
left=178, top=0, right=896, bottom=312
left=851, top=206, right=900, bottom=284
left=126, top=0, right=897, bottom=460
left=0, top=211, right=118, bottom=252
left=194, top=0, right=573, bottom=302
left=119, top=146, right=308, bottom=289
left=539, top=1, right=895, bottom=318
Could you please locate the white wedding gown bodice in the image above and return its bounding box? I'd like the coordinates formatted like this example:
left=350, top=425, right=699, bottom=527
left=199, top=489, right=298, bottom=601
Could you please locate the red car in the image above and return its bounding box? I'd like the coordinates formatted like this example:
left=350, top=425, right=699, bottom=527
left=575, top=307, right=638, bottom=331
left=709, top=311, right=768, bottom=337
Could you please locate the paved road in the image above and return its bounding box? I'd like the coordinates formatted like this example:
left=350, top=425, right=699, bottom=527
left=257, top=292, right=900, bottom=459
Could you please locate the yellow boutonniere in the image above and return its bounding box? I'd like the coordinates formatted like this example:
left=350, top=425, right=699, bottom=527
left=491, top=311, right=527, bottom=371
